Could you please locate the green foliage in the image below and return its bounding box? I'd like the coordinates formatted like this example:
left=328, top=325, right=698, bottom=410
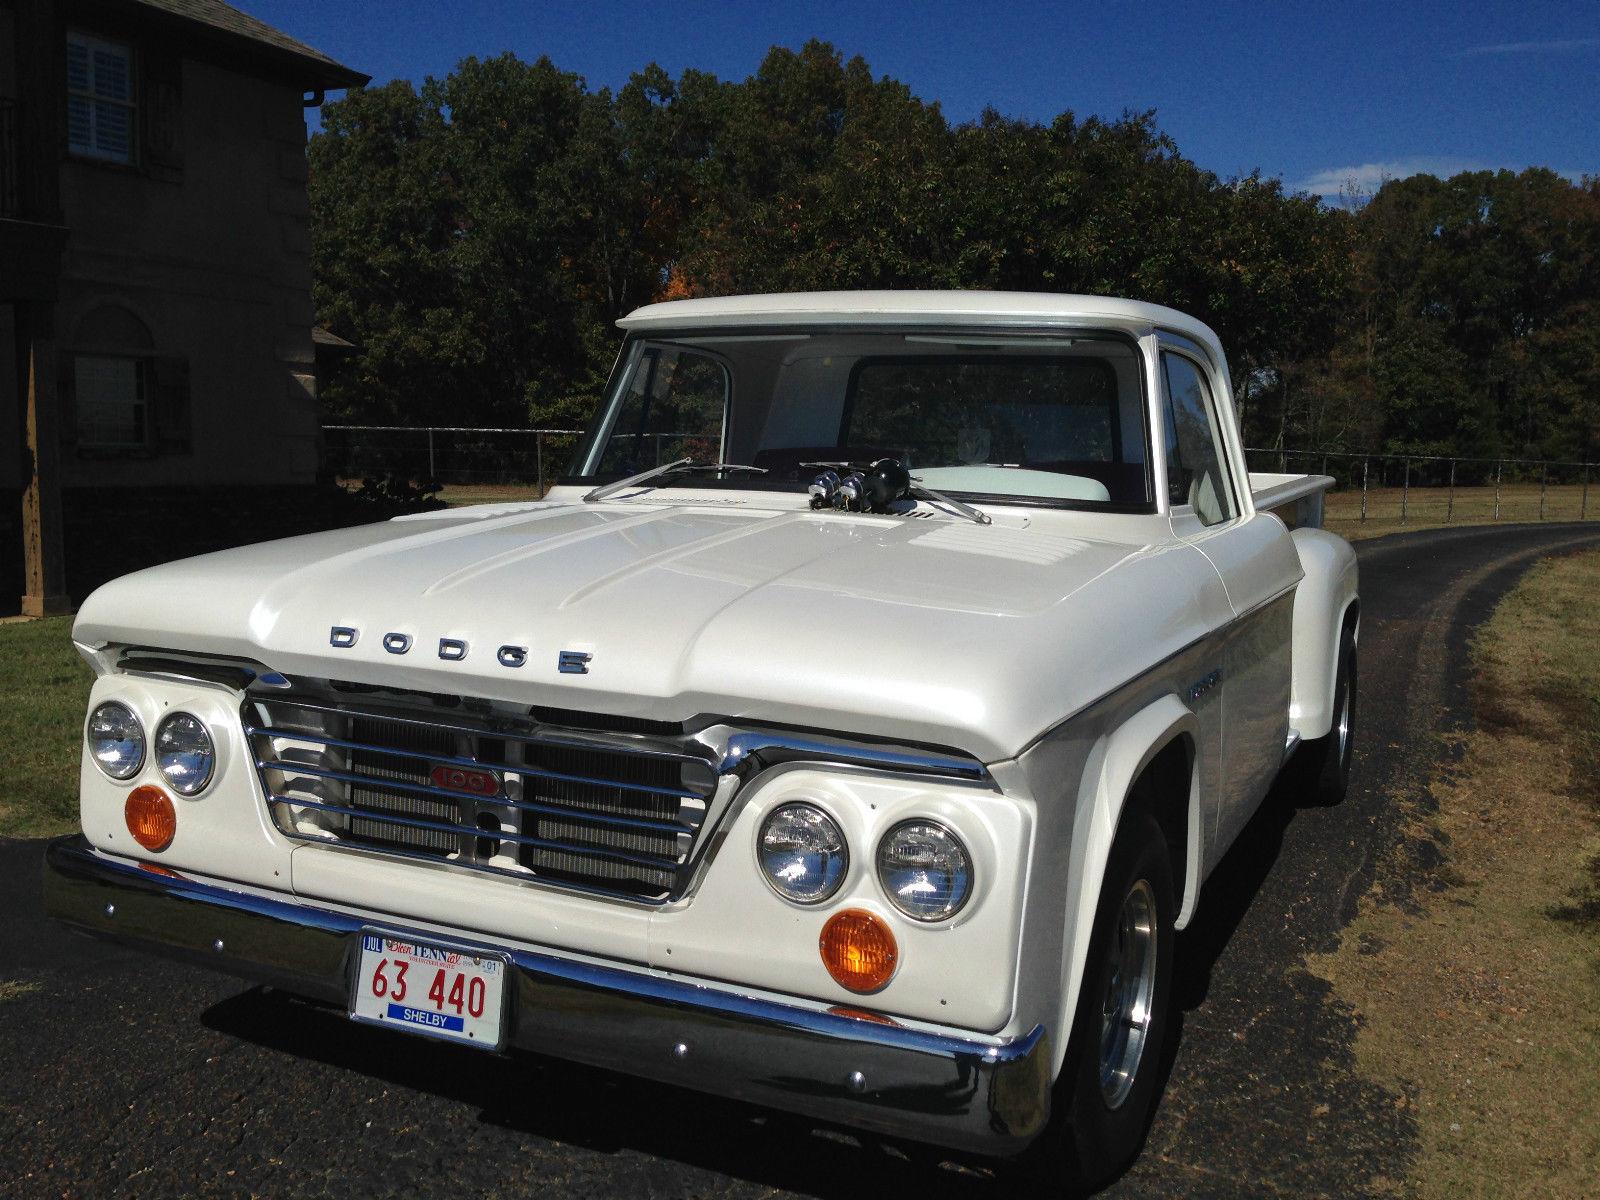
left=1336, top=168, right=1600, bottom=460
left=309, top=42, right=1600, bottom=463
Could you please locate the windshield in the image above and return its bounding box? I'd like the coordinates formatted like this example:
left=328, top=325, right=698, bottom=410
left=570, top=329, right=1152, bottom=509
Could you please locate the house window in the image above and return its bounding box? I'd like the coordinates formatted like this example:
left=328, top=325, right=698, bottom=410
left=67, top=32, right=137, bottom=164
left=75, top=355, right=147, bottom=448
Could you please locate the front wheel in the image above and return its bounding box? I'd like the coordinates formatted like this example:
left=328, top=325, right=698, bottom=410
left=1056, top=814, right=1177, bottom=1189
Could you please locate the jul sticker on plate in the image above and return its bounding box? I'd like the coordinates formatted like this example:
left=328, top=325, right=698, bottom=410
left=349, top=933, right=508, bottom=1050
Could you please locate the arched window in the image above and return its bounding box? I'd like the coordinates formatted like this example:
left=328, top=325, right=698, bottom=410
left=66, top=305, right=190, bottom=455
left=74, top=304, right=155, bottom=352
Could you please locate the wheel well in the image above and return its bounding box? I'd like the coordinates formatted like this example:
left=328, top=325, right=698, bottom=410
left=1122, top=735, right=1192, bottom=910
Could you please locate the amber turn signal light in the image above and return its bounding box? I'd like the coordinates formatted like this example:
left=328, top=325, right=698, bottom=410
left=819, top=908, right=898, bottom=994
left=125, top=785, right=176, bottom=852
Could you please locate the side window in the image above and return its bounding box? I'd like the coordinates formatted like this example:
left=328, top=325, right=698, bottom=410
left=596, top=346, right=727, bottom=475
left=67, top=32, right=137, bottom=165
left=1161, top=351, right=1236, bottom=526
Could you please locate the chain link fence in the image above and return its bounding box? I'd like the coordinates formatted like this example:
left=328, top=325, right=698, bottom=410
left=322, top=426, right=1599, bottom=529
left=321, top=426, right=585, bottom=504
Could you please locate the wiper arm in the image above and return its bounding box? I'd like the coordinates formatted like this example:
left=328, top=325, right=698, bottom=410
left=908, top=478, right=992, bottom=526
left=584, top=458, right=766, bottom=502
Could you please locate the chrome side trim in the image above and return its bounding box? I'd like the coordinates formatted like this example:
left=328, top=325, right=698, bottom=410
left=1014, top=586, right=1298, bottom=759
left=717, top=731, right=990, bottom=782
left=1230, top=581, right=1300, bottom=624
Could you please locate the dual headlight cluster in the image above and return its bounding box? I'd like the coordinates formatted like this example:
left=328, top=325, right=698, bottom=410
left=86, top=701, right=215, bottom=796
left=757, top=802, right=973, bottom=921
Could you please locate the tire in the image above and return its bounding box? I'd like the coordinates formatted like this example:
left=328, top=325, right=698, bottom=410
left=1056, top=813, right=1177, bottom=1190
left=1295, top=624, right=1358, bottom=806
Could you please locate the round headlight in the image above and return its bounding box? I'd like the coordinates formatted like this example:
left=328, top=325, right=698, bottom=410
left=87, top=701, right=145, bottom=780
left=757, top=803, right=848, bottom=904
left=155, top=712, right=215, bottom=796
left=876, top=820, right=972, bottom=922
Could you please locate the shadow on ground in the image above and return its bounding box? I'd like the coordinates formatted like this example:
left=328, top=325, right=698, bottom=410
left=198, top=772, right=1312, bottom=1200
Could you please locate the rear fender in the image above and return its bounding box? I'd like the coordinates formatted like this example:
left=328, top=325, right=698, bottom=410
left=1288, top=528, right=1359, bottom=741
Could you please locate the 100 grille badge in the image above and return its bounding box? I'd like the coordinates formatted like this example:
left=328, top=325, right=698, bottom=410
left=328, top=627, right=592, bottom=674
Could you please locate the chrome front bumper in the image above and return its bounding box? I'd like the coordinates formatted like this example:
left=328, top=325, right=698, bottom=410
left=43, top=836, right=1050, bottom=1155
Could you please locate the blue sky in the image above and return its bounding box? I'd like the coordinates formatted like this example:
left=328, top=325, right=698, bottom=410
left=255, top=0, right=1598, bottom=200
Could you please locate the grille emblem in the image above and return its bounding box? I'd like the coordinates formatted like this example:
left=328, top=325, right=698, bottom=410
left=383, top=632, right=413, bottom=655
left=330, top=626, right=358, bottom=648
left=438, top=638, right=468, bottom=661
left=429, top=764, right=502, bottom=798
left=558, top=650, right=592, bottom=675
left=498, top=645, right=527, bottom=668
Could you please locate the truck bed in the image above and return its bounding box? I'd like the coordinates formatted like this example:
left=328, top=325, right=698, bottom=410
left=1250, top=472, right=1336, bottom=531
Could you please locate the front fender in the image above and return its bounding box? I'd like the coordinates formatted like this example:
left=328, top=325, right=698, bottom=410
left=1052, top=693, right=1198, bottom=1075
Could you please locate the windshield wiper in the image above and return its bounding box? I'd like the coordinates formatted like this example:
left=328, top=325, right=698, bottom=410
left=907, top=477, right=993, bottom=526
left=583, top=458, right=767, bottom=502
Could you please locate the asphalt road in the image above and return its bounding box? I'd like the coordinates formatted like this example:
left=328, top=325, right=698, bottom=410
left=4, top=522, right=1599, bottom=1199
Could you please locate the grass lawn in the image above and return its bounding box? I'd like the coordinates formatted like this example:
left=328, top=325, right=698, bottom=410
left=1311, top=549, right=1600, bottom=1197
left=0, top=616, right=90, bottom=839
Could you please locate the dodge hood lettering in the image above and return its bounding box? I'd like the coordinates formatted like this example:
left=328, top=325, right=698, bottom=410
left=73, top=500, right=1220, bottom=760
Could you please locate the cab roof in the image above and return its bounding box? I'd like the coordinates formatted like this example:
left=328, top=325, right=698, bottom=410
left=616, top=290, right=1224, bottom=358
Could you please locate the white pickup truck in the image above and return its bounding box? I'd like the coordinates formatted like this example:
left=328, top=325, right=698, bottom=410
left=46, top=291, right=1357, bottom=1186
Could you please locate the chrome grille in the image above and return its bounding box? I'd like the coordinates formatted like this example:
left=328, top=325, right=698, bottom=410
left=245, top=690, right=718, bottom=902
left=348, top=716, right=458, bottom=853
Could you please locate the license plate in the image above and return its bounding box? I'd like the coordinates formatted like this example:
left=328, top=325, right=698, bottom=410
left=349, top=933, right=508, bottom=1050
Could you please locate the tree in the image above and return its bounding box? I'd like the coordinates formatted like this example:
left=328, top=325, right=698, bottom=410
left=310, top=44, right=1595, bottom=469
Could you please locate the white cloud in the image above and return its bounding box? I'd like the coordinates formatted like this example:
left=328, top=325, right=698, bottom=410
left=1288, top=157, right=1487, bottom=201
left=1461, top=37, right=1600, bottom=56
left=1288, top=159, right=1591, bottom=203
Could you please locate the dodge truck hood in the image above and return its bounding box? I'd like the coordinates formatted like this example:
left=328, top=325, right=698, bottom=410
left=74, top=500, right=1225, bottom=760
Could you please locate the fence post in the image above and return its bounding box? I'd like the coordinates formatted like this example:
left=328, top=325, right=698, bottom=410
left=1401, top=457, right=1410, bottom=524
left=1584, top=464, right=1591, bottom=521
left=427, top=428, right=436, bottom=481
left=655, top=432, right=663, bottom=467
left=1447, top=459, right=1456, bottom=522
left=1539, top=463, right=1547, bottom=521
left=1494, top=462, right=1501, bottom=519
left=1361, top=458, right=1369, bottom=522
left=536, top=432, right=544, bottom=497
left=1321, top=453, right=1328, bottom=479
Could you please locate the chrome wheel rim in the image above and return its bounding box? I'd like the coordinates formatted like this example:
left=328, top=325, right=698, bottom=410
left=1336, top=674, right=1353, bottom=767
left=1099, top=878, right=1158, bottom=1108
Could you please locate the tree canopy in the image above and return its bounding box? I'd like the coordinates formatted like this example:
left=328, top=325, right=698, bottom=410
left=310, top=42, right=1600, bottom=463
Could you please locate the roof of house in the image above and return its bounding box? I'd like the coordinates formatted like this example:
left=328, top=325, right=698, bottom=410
left=122, top=0, right=369, bottom=89
left=312, top=326, right=356, bottom=350
left=616, top=290, right=1224, bottom=355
